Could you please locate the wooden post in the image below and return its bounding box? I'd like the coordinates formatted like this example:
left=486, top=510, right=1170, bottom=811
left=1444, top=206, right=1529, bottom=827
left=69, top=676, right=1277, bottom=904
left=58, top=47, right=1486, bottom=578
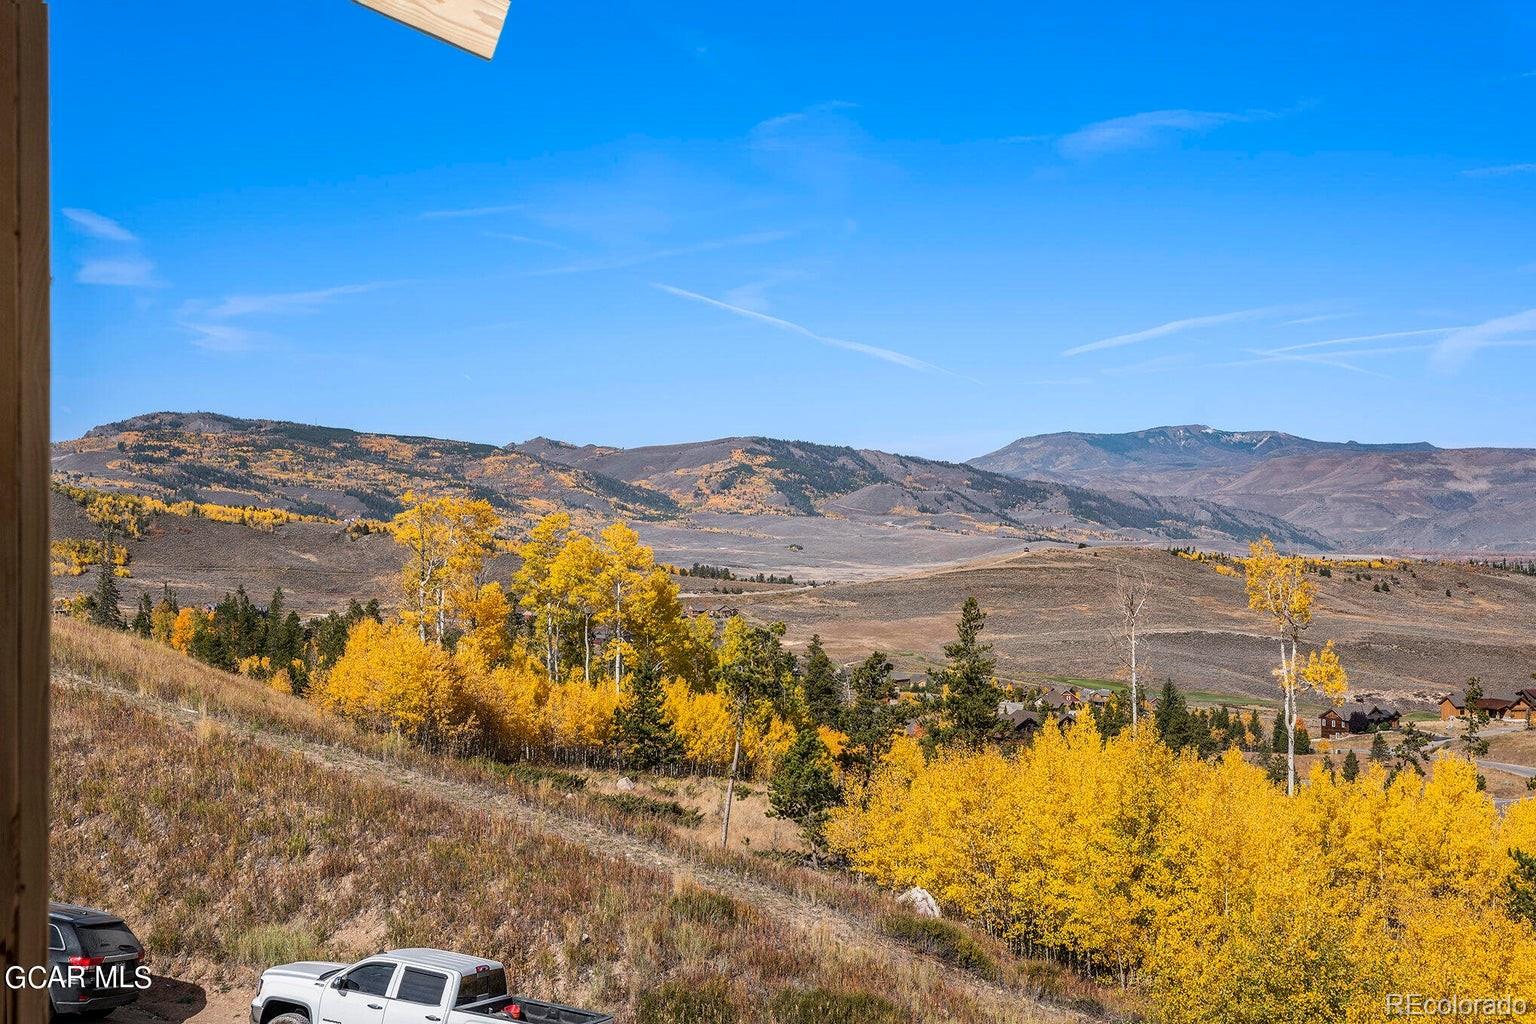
left=1, top=2, right=50, bottom=1022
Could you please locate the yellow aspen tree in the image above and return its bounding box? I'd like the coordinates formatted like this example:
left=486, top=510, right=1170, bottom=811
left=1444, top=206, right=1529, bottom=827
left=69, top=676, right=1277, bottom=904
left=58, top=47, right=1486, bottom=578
left=513, top=512, right=571, bottom=679
left=1244, top=536, right=1348, bottom=795
left=390, top=491, right=498, bottom=645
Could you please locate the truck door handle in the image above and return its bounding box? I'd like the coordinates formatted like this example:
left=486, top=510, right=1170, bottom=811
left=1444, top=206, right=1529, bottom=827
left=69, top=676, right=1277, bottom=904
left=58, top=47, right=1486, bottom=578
left=368, top=1003, right=383, bottom=1010
left=427, top=1017, right=441, bottom=1022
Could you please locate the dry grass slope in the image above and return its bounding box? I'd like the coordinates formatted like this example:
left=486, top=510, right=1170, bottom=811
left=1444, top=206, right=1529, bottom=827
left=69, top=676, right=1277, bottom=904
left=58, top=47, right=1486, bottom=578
left=50, top=621, right=1112, bottom=1023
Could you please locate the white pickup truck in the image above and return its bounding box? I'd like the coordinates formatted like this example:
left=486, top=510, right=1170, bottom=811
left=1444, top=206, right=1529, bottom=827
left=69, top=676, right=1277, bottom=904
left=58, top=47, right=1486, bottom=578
left=249, top=948, right=612, bottom=1024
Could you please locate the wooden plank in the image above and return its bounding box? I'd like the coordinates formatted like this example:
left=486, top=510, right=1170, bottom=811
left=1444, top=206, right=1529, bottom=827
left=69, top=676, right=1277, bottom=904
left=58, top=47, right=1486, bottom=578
left=0, top=2, right=50, bottom=1022
left=354, top=0, right=509, bottom=59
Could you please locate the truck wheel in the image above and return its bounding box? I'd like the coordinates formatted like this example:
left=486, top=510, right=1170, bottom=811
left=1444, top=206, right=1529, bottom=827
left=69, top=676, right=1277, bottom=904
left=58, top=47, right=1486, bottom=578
left=269, top=1015, right=311, bottom=1024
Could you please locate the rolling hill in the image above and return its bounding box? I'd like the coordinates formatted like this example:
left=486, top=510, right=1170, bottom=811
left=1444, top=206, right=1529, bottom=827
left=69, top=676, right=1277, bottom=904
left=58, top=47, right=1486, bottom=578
left=53, top=413, right=1323, bottom=560
left=971, top=425, right=1536, bottom=552
left=720, top=545, right=1536, bottom=709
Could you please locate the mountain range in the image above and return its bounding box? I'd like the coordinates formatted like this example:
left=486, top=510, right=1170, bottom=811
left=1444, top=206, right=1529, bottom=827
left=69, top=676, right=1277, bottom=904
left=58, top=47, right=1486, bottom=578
left=51, top=414, right=1536, bottom=567
left=970, top=425, right=1536, bottom=552
left=51, top=412, right=1318, bottom=562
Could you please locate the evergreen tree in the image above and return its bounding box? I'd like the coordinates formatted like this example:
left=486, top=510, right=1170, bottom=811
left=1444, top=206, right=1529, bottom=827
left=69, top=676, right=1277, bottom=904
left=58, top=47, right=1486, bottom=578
left=1463, top=677, right=1491, bottom=758
left=1369, top=730, right=1390, bottom=763
left=1321, top=751, right=1337, bottom=780
left=1342, top=749, right=1360, bottom=782
left=843, top=651, right=912, bottom=792
left=1271, top=713, right=1289, bottom=754
left=801, top=634, right=844, bottom=731
left=1294, top=724, right=1313, bottom=755
left=1506, top=849, right=1536, bottom=929
left=613, top=660, right=684, bottom=772
left=88, top=530, right=123, bottom=628
left=130, top=592, right=153, bottom=637
left=1246, top=709, right=1263, bottom=751
left=933, top=597, right=1000, bottom=750
left=768, top=727, right=843, bottom=859
left=1155, top=679, right=1195, bottom=751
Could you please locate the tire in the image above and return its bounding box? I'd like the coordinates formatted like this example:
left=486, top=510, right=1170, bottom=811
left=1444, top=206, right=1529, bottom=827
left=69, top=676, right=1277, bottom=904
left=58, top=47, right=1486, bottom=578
left=269, top=1014, right=311, bottom=1024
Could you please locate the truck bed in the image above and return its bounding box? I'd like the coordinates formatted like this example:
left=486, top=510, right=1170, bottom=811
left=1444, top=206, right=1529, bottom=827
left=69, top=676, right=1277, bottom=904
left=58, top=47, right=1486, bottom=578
left=456, top=993, right=614, bottom=1023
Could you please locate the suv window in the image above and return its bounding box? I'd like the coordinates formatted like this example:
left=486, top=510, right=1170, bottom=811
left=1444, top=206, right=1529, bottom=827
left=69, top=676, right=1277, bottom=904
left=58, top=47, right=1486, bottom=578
left=48, top=925, right=64, bottom=952
left=396, top=968, right=449, bottom=1006
left=344, top=962, right=397, bottom=997
left=76, top=923, right=140, bottom=958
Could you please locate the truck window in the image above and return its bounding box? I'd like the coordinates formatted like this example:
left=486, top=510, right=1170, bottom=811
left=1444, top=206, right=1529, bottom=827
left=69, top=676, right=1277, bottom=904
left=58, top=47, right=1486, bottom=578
left=343, top=962, right=398, bottom=997
left=454, top=968, right=508, bottom=1006
left=396, top=967, right=449, bottom=1006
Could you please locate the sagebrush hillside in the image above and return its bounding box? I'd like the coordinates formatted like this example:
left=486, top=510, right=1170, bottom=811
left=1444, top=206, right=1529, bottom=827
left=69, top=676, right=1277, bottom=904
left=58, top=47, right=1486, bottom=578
left=50, top=620, right=1098, bottom=1024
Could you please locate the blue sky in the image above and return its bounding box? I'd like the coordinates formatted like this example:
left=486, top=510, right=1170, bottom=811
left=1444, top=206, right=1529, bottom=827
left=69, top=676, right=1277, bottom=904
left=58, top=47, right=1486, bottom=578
left=50, top=1, right=1536, bottom=458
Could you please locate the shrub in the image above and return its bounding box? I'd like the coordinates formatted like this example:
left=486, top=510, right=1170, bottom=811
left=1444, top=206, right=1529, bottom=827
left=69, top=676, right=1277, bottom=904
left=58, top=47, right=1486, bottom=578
left=636, top=978, right=736, bottom=1024
left=769, top=987, right=902, bottom=1024
left=878, top=913, right=999, bottom=981
left=591, top=792, right=703, bottom=827
left=508, top=762, right=587, bottom=792
left=230, top=924, right=322, bottom=967
left=668, top=885, right=740, bottom=927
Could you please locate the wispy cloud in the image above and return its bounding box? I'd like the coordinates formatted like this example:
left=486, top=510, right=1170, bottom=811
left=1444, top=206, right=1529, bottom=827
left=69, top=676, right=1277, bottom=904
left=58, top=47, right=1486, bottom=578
left=654, top=283, right=966, bottom=379
left=483, top=232, right=570, bottom=251
left=420, top=203, right=525, bottom=220
left=77, top=257, right=160, bottom=288
left=537, top=230, right=795, bottom=275
left=1226, top=346, right=1425, bottom=378
left=1057, top=108, right=1261, bottom=159
left=1062, top=307, right=1280, bottom=357
left=1264, top=326, right=1466, bottom=355
left=62, top=208, right=161, bottom=287
left=1462, top=163, right=1536, bottom=178
left=181, top=322, right=261, bottom=353
left=1282, top=312, right=1353, bottom=327
left=62, top=208, right=138, bottom=242
left=1433, top=308, right=1536, bottom=372
left=199, top=282, right=397, bottom=319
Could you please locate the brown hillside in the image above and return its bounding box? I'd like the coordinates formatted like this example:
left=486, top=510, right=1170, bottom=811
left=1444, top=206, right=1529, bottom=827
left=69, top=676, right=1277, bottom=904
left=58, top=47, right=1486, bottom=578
left=719, top=546, right=1536, bottom=708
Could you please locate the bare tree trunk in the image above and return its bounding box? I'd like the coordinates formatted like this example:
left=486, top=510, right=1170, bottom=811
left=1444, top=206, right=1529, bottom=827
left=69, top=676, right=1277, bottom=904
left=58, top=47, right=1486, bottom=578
left=1129, top=622, right=1139, bottom=730
left=1284, top=638, right=1297, bottom=796
left=720, top=716, right=744, bottom=848
left=583, top=613, right=590, bottom=682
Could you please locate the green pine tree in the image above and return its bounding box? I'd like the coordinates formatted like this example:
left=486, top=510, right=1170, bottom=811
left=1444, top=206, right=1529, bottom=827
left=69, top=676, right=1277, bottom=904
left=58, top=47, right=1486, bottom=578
left=800, top=634, right=844, bottom=731
left=1294, top=724, right=1313, bottom=755
left=613, top=660, right=684, bottom=772
left=130, top=592, right=153, bottom=637
left=768, top=727, right=843, bottom=859
left=933, top=597, right=1001, bottom=750
left=1342, top=749, right=1360, bottom=782
left=843, top=651, right=913, bottom=793
left=1154, top=679, right=1195, bottom=752
left=1506, top=849, right=1536, bottom=929
left=1369, top=730, right=1390, bottom=763
left=88, top=530, right=123, bottom=628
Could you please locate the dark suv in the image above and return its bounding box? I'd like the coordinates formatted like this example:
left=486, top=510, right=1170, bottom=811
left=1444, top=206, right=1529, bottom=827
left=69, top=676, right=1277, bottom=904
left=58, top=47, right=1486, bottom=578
left=47, top=903, right=145, bottom=1019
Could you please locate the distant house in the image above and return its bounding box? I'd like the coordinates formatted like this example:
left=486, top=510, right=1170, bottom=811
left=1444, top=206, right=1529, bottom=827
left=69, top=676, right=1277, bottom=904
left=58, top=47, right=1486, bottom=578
left=1319, top=708, right=1348, bottom=738
left=1440, top=690, right=1533, bottom=724
left=998, top=701, right=1044, bottom=740
left=1345, top=703, right=1400, bottom=734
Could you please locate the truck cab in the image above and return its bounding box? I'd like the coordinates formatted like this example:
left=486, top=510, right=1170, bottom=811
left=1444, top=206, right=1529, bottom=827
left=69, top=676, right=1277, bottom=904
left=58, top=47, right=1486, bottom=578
left=251, top=948, right=611, bottom=1024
